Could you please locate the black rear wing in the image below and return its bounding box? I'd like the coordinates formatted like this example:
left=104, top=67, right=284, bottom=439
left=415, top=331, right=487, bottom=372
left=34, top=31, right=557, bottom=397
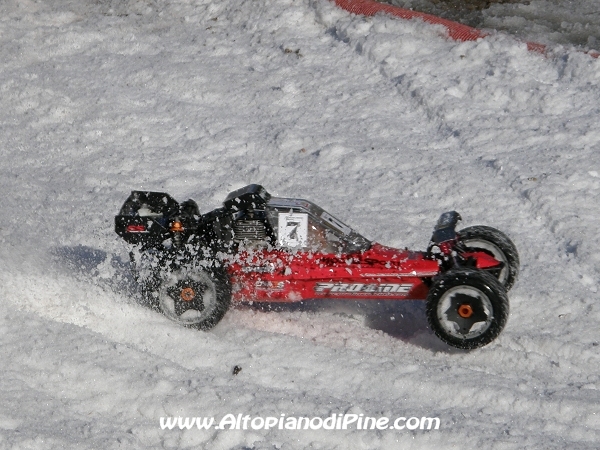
left=115, top=191, right=199, bottom=246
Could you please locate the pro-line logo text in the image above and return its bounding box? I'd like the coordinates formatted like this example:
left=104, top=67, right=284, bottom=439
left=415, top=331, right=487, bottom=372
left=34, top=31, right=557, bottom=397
left=314, top=282, right=412, bottom=295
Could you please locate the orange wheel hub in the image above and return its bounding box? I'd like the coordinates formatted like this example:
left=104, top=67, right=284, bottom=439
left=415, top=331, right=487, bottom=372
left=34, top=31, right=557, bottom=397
left=457, top=304, right=474, bottom=318
left=180, top=287, right=196, bottom=302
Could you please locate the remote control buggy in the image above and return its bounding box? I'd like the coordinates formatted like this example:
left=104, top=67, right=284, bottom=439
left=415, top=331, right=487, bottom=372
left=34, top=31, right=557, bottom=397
left=115, top=184, right=519, bottom=349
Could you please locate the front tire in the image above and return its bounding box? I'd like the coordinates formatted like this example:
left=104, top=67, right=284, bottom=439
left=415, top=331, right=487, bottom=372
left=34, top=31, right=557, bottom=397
left=157, top=265, right=231, bottom=330
left=458, top=226, right=519, bottom=291
left=426, top=269, right=509, bottom=350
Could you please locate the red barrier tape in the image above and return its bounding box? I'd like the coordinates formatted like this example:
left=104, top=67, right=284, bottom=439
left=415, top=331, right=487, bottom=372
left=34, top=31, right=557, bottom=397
left=333, top=0, right=486, bottom=41
left=333, top=0, right=599, bottom=58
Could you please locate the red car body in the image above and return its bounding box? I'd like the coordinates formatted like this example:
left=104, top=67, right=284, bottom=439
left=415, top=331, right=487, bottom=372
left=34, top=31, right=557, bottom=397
left=229, top=244, right=500, bottom=303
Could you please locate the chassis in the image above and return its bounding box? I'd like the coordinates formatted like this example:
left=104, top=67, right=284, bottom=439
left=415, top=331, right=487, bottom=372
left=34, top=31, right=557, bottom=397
left=115, top=184, right=519, bottom=349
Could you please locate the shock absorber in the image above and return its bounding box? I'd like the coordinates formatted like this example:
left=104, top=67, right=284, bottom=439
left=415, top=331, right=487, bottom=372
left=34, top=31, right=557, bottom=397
left=170, top=217, right=184, bottom=247
left=438, top=240, right=455, bottom=257
left=427, top=210, right=462, bottom=268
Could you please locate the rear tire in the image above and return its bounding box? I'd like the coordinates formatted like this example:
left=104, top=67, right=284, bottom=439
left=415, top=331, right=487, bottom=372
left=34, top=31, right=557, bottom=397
left=458, top=226, right=519, bottom=291
left=426, top=269, right=509, bottom=350
left=157, top=265, right=231, bottom=330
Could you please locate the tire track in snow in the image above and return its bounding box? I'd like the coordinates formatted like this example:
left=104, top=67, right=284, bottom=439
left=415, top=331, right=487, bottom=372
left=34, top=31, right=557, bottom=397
left=478, top=156, right=600, bottom=284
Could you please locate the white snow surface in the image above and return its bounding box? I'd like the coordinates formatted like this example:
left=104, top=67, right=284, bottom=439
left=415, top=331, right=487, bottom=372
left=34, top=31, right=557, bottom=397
left=1, top=0, right=599, bottom=449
